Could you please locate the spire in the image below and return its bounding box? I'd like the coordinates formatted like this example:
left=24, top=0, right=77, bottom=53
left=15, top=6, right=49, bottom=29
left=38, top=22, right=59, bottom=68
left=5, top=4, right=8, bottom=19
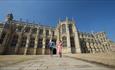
left=66, top=16, right=68, bottom=21
left=72, top=17, right=75, bottom=24
left=58, top=18, right=61, bottom=25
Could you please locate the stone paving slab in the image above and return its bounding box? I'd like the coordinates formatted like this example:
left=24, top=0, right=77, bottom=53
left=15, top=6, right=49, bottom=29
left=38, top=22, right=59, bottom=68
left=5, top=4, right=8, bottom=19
left=64, top=52, right=115, bottom=68
left=0, top=55, right=114, bottom=70
left=0, top=55, right=38, bottom=67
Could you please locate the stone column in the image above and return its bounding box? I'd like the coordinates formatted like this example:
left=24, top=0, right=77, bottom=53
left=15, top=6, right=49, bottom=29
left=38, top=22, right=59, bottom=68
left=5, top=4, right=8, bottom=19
left=24, top=27, right=32, bottom=55
left=65, top=17, right=71, bottom=53
left=33, top=27, right=39, bottom=55
left=72, top=21, right=81, bottom=53
left=42, top=28, right=46, bottom=54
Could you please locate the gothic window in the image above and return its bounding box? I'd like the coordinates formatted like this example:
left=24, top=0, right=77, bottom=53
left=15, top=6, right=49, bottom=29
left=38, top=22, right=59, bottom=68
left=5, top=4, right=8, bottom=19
left=70, top=37, right=75, bottom=47
left=68, top=24, right=73, bottom=34
left=24, top=27, right=30, bottom=32
left=39, top=29, right=43, bottom=35
left=45, top=39, right=50, bottom=48
left=62, top=36, right=67, bottom=47
left=21, top=36, right=27, bottom=47
left=29, top=37, right=35, bottom=47
left=52, top=31, right=55, bottom=37
left=38, top=38, right=43, bottom=48
left=16, top=26, right=23, bottom=32
left=32, top=28, right=37, bottom=34
left=62, top=24, right=66, bottom=34
left=11, top=35, right=18, bottom=47
left=46, top=30, right=49, bottom=36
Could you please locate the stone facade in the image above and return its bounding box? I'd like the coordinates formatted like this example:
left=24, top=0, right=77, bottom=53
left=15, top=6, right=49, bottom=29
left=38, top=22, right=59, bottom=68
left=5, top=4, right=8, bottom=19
left=0, top=13, right=112, bottom=55
left=110, top=41, right=115, bottom=52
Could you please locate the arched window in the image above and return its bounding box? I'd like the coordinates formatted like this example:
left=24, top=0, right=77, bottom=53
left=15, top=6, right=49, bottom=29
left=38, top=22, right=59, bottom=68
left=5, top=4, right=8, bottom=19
left=21, top=36, right=27, bottom=47
left=16, top=26, right=23, bottom=32
left=38, top=38, right=43, bottom=48
left=39, top=29, right=43, bottom=35
left=52, top=31, right=55, bottom=37
left=68, top=24, right=73, bottom=33
left=62, top=36, right=67, bottom=47
left=24, top=27, right=30, bottom=32
left=32, top=28, right=37, bottom=34
left=46, top=30, right=49, bottom=36
left=62, top=24, right=66, bottom=34
left=11, top=35, right=18, bottom=47
left=29, top=37, right=35, bottom=47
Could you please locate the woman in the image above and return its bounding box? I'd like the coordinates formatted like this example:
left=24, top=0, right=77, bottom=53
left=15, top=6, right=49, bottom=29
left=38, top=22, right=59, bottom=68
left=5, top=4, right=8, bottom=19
left=56, top=40, right=63, bottom=57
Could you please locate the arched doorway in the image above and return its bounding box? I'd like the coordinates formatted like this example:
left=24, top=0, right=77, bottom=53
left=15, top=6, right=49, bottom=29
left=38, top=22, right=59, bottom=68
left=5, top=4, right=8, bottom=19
left=70, top=37, right=76, bottom=53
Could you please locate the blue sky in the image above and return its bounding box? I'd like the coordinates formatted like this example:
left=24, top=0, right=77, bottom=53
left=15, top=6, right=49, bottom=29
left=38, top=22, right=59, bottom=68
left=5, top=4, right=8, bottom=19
left=0, top=0, right=115, bottom=42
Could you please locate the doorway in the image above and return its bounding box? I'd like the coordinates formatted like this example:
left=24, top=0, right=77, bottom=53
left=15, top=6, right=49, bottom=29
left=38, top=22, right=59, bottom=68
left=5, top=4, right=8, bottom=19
left=70, top=37, right=76, bottom=53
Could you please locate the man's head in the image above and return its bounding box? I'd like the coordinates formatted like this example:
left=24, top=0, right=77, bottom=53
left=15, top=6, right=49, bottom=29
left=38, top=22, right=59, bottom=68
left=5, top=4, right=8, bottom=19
left=50, top=39, right=52, bottom=42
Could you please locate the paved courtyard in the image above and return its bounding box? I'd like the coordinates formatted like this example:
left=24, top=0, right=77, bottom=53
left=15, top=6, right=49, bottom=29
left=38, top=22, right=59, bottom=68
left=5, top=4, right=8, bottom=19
left=0, top=55, right=114, bottom=70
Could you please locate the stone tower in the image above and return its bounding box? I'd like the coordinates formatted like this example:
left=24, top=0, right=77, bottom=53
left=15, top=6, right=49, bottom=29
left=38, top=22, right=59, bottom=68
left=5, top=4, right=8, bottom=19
left=0, top=13, right=16, bottom=54
left=6, top=13, right=13, bottom=21
left=56, top=17, right=81, bottom=53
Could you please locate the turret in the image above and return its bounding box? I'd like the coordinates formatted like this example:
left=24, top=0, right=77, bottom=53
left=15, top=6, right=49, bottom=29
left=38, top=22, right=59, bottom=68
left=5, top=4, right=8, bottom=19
left=6, top=13, right=13, bottom=21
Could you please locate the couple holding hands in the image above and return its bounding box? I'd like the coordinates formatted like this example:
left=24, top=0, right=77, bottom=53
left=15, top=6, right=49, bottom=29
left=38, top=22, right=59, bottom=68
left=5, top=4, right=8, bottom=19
left=49, top=40, right=63, bottom=58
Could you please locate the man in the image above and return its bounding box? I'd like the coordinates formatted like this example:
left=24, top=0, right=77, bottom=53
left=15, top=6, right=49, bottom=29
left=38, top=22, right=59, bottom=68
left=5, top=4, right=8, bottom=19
left=49, top=40, right=55, bottom=56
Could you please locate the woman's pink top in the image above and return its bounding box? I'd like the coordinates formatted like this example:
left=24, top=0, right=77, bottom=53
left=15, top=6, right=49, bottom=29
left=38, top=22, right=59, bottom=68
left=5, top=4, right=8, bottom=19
left=56, top=42, right=62, bottom=54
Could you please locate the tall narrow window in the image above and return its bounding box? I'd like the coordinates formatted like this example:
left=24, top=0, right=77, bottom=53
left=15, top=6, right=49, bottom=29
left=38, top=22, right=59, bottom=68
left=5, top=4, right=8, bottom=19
left=16, top=26, right=23, bottom=32
left=24, top=27, right=30, bottom=33
left=11, top=35, right=18, bottom=47
left=21, top=36, right=27, bottom=47
left=39, top=29, right=43, bottom=35
left=52, top=31, right=55, bottom=37
left=32, top=28, right=37, bottom=34
left=46, top=30, right=49, bottom=36
left=62, top=24, right=66, bottom=34
left=68, top=24, right=73, bottom=34
left=29, top=37, right=35, bottom=47
left=62, top=36, right=67, bottom=47
left=38, top=38, right=43, bottom=48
